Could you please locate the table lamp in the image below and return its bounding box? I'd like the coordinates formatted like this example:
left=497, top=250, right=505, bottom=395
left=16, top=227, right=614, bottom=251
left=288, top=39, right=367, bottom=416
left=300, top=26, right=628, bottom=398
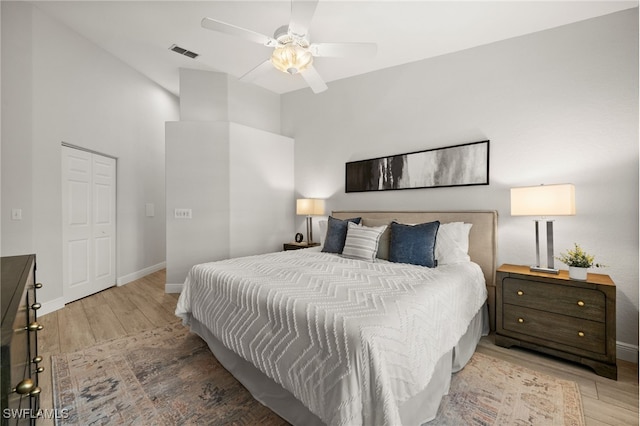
left=296, top=198, right=325, bottom=244
left=511, top=184, right=575, bottom=274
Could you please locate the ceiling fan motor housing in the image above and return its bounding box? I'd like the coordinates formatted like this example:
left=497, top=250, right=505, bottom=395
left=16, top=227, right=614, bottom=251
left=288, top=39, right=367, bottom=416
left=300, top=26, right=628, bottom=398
left=274, top=25, right=310, bottom=47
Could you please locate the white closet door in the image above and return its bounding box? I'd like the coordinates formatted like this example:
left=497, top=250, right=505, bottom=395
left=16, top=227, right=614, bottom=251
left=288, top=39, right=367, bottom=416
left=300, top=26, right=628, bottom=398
left=62, top=146, right=116, bottom=303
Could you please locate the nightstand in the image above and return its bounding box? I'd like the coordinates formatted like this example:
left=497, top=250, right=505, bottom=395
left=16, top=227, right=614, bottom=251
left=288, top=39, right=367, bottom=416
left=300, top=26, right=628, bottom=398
left=495, top=264, right=617, bottom=379
left=283, top=242, right=320, bottom=251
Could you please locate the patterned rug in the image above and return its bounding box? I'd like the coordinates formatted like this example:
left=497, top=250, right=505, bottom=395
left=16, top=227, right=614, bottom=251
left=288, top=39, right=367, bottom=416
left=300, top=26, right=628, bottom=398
left=51, top=323, right=585, bottom=425
left=51, top=323, right=287, bottom=425
left=431, top=352, right=585, bottom=425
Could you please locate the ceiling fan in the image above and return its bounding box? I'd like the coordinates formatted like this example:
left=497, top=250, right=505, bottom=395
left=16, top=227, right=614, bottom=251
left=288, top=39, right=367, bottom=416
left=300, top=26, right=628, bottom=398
left=201, top=0, right=377, bottom=94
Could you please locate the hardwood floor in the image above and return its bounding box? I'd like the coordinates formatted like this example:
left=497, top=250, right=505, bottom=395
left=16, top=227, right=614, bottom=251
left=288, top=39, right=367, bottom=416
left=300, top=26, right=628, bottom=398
left=36, top=269, right=179, bottom=425
left=37, top=269, right=638, bottom=425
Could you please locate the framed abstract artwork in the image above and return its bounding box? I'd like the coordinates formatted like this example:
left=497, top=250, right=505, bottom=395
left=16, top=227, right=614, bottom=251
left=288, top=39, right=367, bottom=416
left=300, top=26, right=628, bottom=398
left=345, top=140, right=489, bottom=193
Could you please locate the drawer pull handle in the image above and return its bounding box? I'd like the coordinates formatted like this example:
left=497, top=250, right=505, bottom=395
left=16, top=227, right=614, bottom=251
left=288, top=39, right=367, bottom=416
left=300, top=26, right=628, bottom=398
left=14, top=322, right=43, bottom=333
left=578, top=331, right=585, bottom=337
left=517, top=290, right=524, bottom=296
left=12, top=379, right=34, bottom=395
left=34, top=366, right=45, bottom=374
left=577, top=300, right=585, bottom=307
left=34, top=282, right=43, bottom=289
left=31, top=303, right=41, bottom=311
left=517, top=318, right=525, bottom=323
left=32, top=356, right=43, bottom=364
left=26, top=322, right=43, bottom=332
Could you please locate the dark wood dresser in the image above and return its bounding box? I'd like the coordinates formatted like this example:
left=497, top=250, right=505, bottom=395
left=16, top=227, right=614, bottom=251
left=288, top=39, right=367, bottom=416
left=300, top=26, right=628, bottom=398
left=495, top=263, right=616, bottom=379
left=1, top=255, right=43, bottom=425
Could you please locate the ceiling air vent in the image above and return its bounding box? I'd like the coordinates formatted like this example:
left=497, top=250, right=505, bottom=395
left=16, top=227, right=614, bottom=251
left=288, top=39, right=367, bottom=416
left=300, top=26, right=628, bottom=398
left=169, top=44, right=199, bottom=59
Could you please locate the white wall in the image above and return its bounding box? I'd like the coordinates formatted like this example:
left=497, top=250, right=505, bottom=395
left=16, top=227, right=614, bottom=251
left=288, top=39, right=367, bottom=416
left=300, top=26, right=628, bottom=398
left=165, top=121, right=231, bottom=285
left=1, top=1, right=34, bottom=256
left=0, top=1, right=2, bottom=254
left=282, top=9, right=639, bottom=356
left=166, top=69, right=293, bottom=287
left=1, top=2, right=180, bottom=313
left=179, top=68, right=229, bottom=122
left=227, top=77, right=282, bottom=135
left=229, top=123, right=295, bottom=258
left=165, top=121, right=294, bottom=287
left=179, top=68, right=282, bottom=135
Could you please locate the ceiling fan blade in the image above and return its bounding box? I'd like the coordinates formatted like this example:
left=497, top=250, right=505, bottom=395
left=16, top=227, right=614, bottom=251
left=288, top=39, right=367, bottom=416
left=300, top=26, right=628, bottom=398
left=201, top=17, right=277, bottom=47
left=300, top=65, right=328, bottom=94
left=239, top=60, right=274, bottom=82
left=289, top=0, right=319, bottom=37
left=310, top=42, right=378, bottom=58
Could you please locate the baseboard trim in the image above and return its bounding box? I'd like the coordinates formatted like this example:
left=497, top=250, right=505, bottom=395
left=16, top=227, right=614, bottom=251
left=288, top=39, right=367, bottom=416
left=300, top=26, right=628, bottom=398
left=39, top=297, right=65, bottom=317
left=117, top=261, right=166, bottom=286
left=165, top=282, right=183, bottom=294
left=617, top=341, right=639, bottom=364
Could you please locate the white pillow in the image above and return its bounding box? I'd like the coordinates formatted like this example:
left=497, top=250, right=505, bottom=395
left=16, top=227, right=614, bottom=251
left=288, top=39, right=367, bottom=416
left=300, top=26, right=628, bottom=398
left=341, top=222, right=387, bottom=262
left=435, top=222, right=473, bottom=264
left=318, top=220, right=328, bottom=247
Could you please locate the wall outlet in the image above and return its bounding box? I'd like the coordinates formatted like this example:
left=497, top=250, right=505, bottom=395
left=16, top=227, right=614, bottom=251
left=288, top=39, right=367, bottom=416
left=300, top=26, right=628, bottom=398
left=174, top=208, right=192, bottom=219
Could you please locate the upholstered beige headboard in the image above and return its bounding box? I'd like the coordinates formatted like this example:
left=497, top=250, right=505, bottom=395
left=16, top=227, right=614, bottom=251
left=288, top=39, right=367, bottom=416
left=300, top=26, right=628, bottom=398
left=332, top=210, right=498, bottom=329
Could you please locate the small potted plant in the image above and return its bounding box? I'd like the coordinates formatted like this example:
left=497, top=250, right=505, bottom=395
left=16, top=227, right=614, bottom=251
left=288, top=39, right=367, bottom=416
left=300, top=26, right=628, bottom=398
left=556, top=243, right=605, bottom=280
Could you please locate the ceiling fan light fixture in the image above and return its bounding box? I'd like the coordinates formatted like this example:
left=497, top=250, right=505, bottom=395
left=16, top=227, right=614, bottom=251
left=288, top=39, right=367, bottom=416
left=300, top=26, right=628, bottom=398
left=271, top=43, right=313, bottom=75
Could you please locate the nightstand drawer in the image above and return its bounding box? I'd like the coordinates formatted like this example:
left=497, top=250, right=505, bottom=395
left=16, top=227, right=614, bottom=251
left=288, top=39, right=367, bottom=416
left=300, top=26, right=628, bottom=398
left=503, top=304, right=606, bottom=354
left=503, top=277, right=605, bottom=322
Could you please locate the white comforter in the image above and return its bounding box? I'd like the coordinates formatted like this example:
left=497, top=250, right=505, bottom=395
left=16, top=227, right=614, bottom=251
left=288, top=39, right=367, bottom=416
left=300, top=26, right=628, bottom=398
left=176, top=249, right=486, bottom=426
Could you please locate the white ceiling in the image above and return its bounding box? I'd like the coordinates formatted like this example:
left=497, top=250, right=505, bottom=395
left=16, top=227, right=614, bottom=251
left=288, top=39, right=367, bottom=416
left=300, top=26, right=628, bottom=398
left=30, top=1, right=638, bottom=96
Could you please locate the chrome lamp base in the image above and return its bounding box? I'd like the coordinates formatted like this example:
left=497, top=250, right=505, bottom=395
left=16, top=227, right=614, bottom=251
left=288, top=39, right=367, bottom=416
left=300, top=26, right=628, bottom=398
left=530, top=265, right=559, bottom=274
left=531, top=219, right=559, bottom=275
left=305, top=216, right=314, bottom=244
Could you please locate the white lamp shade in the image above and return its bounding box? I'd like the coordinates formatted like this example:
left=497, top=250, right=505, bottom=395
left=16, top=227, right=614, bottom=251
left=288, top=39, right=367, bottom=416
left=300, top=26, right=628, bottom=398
left=296, top=198, right=325, bottom=216
left=511, top=184, right=576, bottom=216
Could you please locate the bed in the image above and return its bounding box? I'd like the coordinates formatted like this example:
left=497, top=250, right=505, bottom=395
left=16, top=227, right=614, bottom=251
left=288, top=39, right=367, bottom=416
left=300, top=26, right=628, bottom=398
left=176, top=210, right=498, bottom=425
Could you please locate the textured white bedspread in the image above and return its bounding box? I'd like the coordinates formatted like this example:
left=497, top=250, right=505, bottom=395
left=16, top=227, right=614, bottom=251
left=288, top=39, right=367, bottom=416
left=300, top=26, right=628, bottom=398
left=176, top=250, right=487, bottom=426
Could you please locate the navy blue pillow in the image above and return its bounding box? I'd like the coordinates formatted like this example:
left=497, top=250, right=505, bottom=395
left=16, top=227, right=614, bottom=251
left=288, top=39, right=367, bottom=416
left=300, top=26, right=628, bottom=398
left=389, top=221, right=440, bottom=267
left=321, top=216, right=362, bottom=254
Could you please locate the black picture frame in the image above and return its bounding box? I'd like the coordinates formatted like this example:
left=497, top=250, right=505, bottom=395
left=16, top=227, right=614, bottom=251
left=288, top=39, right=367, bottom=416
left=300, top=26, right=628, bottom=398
left=345, top=140, right=490, bottom=193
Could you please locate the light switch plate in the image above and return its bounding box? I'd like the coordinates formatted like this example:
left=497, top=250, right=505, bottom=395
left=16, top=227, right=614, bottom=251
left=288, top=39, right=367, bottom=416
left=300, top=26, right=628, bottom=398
left=174, top=208, right=192, bottom=219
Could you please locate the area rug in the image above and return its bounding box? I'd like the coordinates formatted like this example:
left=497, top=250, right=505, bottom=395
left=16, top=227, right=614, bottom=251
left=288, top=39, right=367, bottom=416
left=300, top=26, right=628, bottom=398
left=51, top=323, right=287, bottom=425
left=431, top=351, right=585, bottom=426
left=52, top=323, right=584, bottom=425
